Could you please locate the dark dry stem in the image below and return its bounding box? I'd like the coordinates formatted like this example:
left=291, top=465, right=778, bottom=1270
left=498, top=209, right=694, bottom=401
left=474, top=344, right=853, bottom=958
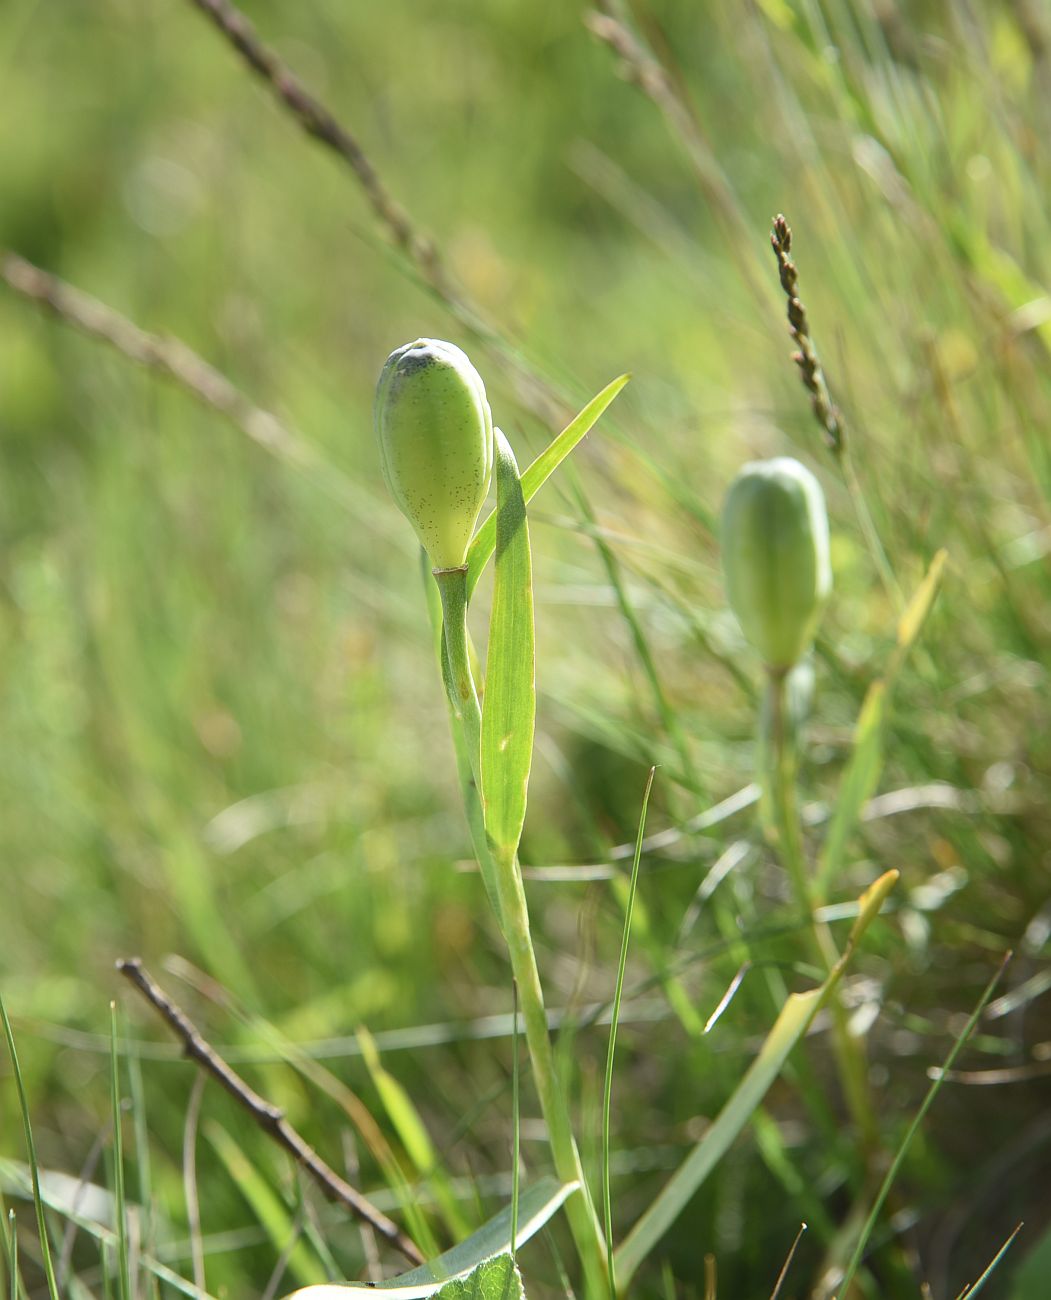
left=181, top=0, right=568, bottom=430
left=0, top=252, right=378, bottom=519
left=184, top=0, right=446, bottom=288
left=115, top=958, right=425, bottom=1267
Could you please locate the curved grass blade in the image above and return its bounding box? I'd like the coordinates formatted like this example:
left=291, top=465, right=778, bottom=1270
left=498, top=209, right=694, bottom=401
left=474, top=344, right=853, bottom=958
left=0, top=996, right=59, bottom=1300
left=480, top=429, right=534, bottom=861
left=0, top=1158, right=212, bottom=1300
left=109, top=1003, right=132, bottom=1300
left=614, top=871, right=899, bottom=1288
left=834, top=951, right=1011, bottom=1299
left=283, top=1178, right=575, bottom=1299
left=466, top=375, right=630, bottom=599
left=957, top=1223, right=1022, bottom=1300
left=207, top=1122, right=326, bottom=1290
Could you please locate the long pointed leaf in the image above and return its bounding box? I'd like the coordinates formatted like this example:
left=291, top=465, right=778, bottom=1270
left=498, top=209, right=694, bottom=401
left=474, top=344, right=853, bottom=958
left=466, top=375, right=629, bottom=599
left=480, top=429, right=535, bottom=860
left=282, top=1179, right=574, bottom=1299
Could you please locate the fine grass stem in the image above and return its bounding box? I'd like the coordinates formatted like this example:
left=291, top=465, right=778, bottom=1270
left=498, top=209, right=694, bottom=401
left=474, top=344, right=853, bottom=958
left=835, top=951, right=1013, bottom=1298
left=109, top=1003, right=132, bottom=1300
left=510, top=981, right=520, bottom=1263
left=602, top=766, right=656, bottom=1299
left=765, top=671, right=878, bottom=1153
left=0, top=995, right=59, bottom=1300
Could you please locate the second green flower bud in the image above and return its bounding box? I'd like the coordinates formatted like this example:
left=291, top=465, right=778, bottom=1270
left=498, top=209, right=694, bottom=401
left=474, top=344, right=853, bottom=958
left=375, top=338, right=494, bottom=570
left=721, top=456, right=831, bottom=672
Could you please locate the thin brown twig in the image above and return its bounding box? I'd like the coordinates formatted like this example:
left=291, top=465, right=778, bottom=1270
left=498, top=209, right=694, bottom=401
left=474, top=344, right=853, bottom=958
left=586, top=1, right=771, bottom=309
left=115, top=957, right=425, bottom=1267
left=2, top=253, right=308, bottom=464
left=0, top=251, right=380, bottom=516
left=185, top=0, right=576, bottom=430
left=184, top=0, right=448, bottom=293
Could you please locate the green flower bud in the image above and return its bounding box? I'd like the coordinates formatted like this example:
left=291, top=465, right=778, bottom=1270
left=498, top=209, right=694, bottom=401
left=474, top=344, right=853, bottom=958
left=720, top=456, right=831, bottom=672
left=375, top=338, right=494, bottom=570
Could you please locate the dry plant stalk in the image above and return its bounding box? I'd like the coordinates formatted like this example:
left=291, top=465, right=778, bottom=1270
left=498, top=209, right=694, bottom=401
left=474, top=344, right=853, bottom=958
left=116, top=957, right=425, bottom=1267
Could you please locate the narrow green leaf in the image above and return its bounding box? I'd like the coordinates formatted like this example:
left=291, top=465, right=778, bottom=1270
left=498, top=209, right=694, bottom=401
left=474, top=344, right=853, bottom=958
left=466, top=375, right=629, bottom=598
left=206, top=1122, right=326, bottom=1290
left=835, top=952, right=1011, bottom=1298
left=614, top=872, right=899, bottom=1288
left=356, top=1028, right=469, bottom=1240
left=0, top=1159, right=211, bottom=1300
left=282, top=1178, right=574, bottom=1299
left=109, top=1003, right=132, bottom=1300
left=604, top=768, right=657, bottom=1298
left=960, top=1223, right=1022, bottom=1300
left=615, top=989, right=820, bottom=1288
left=356, top=1028, right=437, bottom=1176
left=816, top=681, right=886, bottom=897
left=0, top=996, right=59, bottom=1300
left=480, top=429, right=535, bottom=860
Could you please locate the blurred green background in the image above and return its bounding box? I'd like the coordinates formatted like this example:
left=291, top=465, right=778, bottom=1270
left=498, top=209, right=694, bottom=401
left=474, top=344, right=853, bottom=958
left=3, top=0, right=1051, bottom=1295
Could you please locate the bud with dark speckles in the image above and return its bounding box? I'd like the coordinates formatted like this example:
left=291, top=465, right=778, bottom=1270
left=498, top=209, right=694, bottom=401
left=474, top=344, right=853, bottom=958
left=375, top=338, right=494, bottom=570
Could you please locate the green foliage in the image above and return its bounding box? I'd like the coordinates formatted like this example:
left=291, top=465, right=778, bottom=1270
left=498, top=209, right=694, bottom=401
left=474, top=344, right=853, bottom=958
left=285, top=1183, right=570, bottom=1298
left=479, top=431, right=535, bottom=862
left=1, top=0, right=1048, bottom=1297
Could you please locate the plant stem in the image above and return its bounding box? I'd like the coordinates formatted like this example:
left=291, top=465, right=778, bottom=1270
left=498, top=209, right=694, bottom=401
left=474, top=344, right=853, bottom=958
left=434, top=566, right=607, bottom=1295
left=764, top=671, right=879, bottom=1156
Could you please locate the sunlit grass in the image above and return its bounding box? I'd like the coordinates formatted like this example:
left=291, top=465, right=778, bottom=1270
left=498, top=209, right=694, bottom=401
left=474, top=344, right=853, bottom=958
left=1, top=0, right=1049, bottom=1296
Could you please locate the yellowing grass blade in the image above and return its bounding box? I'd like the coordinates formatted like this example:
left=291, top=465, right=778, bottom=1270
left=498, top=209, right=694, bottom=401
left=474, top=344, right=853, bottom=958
left=614, top=871, right=899, bottom=1289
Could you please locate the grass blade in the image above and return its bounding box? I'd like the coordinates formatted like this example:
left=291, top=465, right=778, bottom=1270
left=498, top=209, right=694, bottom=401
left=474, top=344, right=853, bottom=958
left=614, top=871, right=899, bottom=1288
left=284, top=1178, right=576, bottom=1299
left=0, top=996, right=59, bottom=1300
left=510, top=983, right=520, bottom=1262
left=480, top=428, right=535, bottom=860
left=603, top=767, right=656, bottom=1299
left=109, top=1003, right=132, bottom=1300
left=816, top=549, right=948, bottom=898
left=206, top=1122, right=327, bottom=1290
left=834, top=951, right=1012, bottom=1298
left=955, top=1223, right=1022, bottom=1299
left=466, top=375, right=629, bottom=599
left=0, top=1159, right=213, bottom=1300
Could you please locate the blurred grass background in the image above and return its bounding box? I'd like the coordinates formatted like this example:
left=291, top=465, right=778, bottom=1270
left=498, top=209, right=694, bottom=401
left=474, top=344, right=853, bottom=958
left=2, top=0, right=1051, bottom=1295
